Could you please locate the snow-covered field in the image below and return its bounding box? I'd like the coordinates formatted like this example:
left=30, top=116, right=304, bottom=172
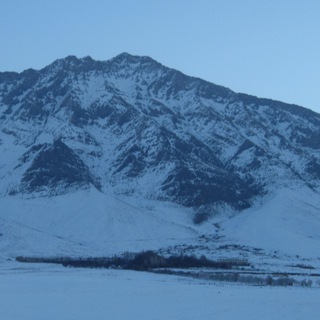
left=0, top=262, right=319, bottom=320
left=1, top=186, right=320, bottom=319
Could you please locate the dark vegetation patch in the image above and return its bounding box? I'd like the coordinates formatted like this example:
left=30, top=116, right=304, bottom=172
left=155, top=269, right=314, bottom=287
left=16, top=250, right=317, bottom=287
left=16, top=251, right=249, bottom=271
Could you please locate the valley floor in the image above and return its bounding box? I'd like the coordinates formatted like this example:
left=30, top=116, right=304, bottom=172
left=0, top=262, right=319, bottom=320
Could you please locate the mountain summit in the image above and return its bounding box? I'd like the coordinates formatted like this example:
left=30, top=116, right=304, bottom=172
left=0, top=53, right=320, bottom=213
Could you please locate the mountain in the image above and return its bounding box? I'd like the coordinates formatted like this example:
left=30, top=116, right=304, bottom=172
left=0, top=53, right=320, bottom=262
left=1, top=53, right=319, bottom=209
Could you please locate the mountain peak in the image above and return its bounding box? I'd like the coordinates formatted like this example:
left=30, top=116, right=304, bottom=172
left=111, top=52, right=162, bottom=67
left=41, top=55, right=99, bottom=74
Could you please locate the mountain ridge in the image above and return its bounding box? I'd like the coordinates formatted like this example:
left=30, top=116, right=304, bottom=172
left=3, top=52, right=319, bottom=114
left=0, top=53, right=320, bottom=213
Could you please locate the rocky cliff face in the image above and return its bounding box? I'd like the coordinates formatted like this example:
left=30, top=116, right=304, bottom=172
left=0, top=53, right=319, bottom=210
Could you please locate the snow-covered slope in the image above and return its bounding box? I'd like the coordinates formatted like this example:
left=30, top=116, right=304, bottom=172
left=0, top=188, right=201, bottom=259
left=1, top=186, right=319, bottom=264
left=219, top=187, right=320, bottom=258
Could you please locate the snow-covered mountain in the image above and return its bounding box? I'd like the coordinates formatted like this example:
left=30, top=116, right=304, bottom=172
left=0, top=53, right=320, bottom=261
left=1, top=53, right=320, bottom=207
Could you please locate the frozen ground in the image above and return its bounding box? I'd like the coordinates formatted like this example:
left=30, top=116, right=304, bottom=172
left=1, top=186, right=320, bottom=319
left=0, top=262, right=319, bottom=320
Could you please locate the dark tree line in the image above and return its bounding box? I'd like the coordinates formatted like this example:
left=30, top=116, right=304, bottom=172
left=16, top=250, right=250, bottom=271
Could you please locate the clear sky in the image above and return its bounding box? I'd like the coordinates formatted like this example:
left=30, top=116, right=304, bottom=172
left=1, top=0, right=320, bottom=113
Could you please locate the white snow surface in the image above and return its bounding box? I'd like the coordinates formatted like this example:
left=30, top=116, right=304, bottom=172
left=0, top=185, right=319, bottom=264
left=220, top=187, right=320, bottom=258
left=0, top=262, right=319, bottom=320
left=0, top=187, right=201, bottom=259
left=0, top=186, right=320, bottom=320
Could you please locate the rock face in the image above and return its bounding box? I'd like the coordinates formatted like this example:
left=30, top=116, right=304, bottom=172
left=21, top=139, right=100, bottom=193
left=0, top=53, right=319, bottom=209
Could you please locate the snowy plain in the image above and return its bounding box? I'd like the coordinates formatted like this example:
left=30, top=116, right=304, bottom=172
left=0, top=262, right=320, bottom=320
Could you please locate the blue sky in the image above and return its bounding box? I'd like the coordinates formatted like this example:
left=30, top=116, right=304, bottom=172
left=1, top=0, right=320, bottom=113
